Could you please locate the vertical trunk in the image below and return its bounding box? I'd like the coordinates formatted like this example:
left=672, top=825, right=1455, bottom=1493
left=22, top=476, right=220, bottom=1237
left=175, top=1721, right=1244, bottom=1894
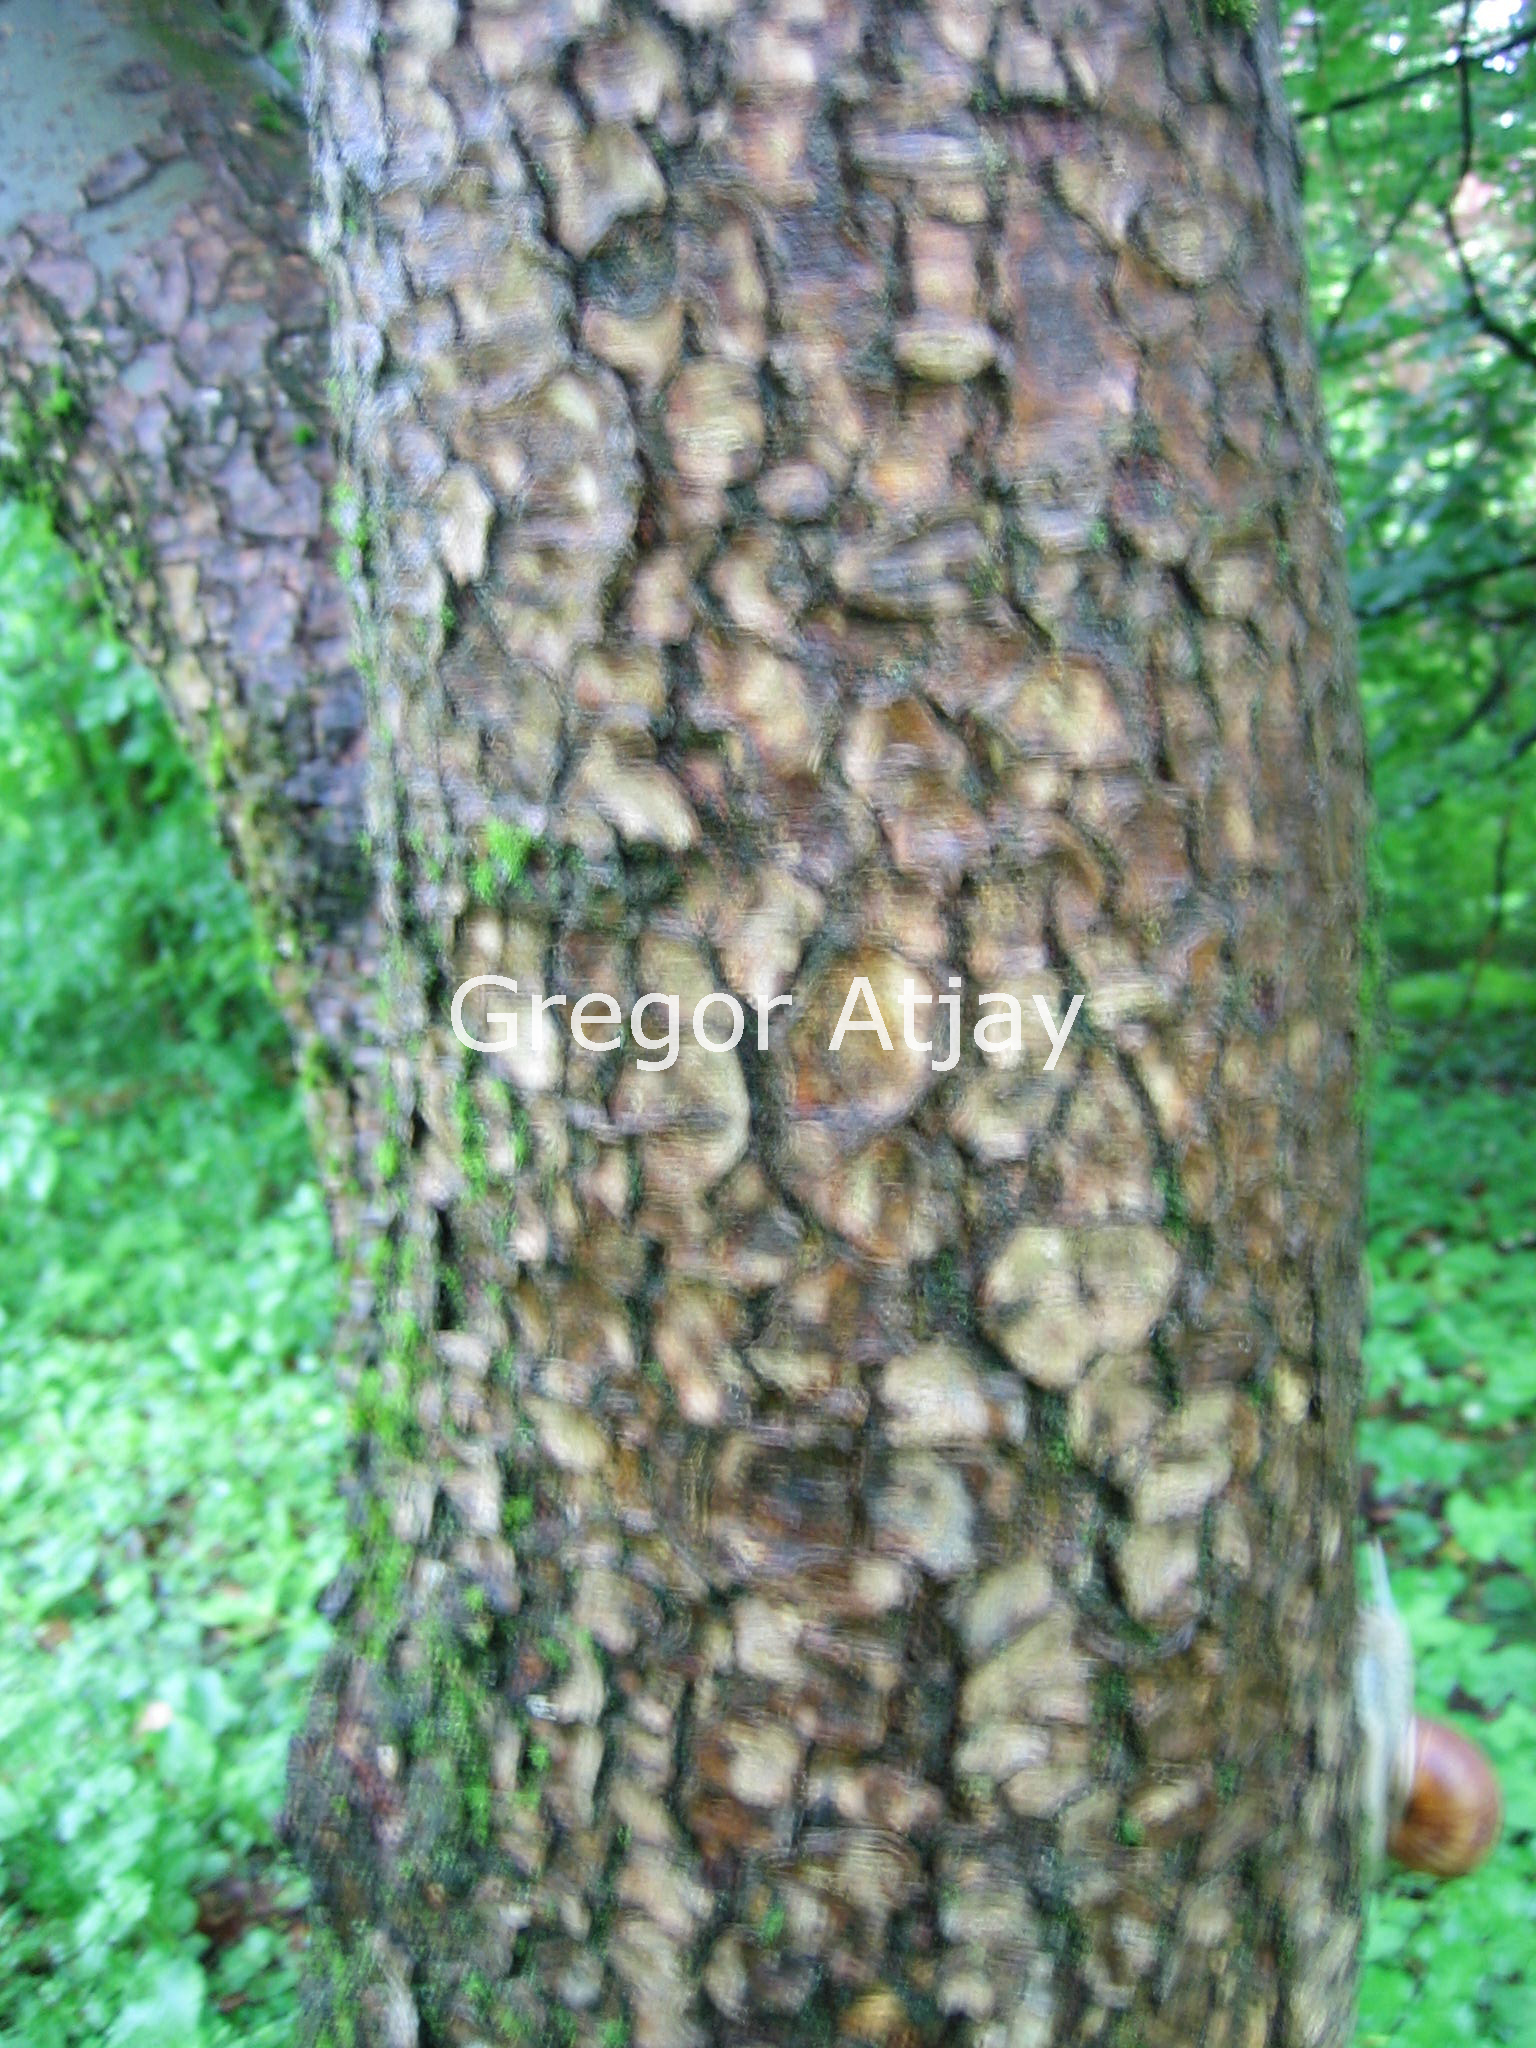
left=290, top=0, right=1369, bottom=2039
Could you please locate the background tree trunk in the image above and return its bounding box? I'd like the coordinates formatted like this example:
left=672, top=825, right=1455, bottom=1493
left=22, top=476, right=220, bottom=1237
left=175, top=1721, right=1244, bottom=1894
left=3, top=0, right=1372, bottom=2043
left=0, top=0, right=380, bottom=1264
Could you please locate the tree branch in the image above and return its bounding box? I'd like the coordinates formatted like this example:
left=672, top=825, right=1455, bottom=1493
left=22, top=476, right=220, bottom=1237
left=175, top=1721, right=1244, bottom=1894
left=1455, top=0, right=1477, bottom=184
left=1358, top=551, right=1536, bottom=620
left=1318, top=149, right=1447, bottom=352
left=1294, top=27, right=1532, bottom=125
left=1441, top=210, right=1536, bottom=372
left=1441, top=653, right=1512, bottom=749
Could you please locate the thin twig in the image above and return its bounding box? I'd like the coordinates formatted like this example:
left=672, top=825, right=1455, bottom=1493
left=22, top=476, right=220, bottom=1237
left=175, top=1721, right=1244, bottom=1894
left=1358, top=550, right=1536, bottom=620
left=1441, top=212, right=1536, bottom=371
left=1294, top=26, right=1533, bottom=124
left=1319, top=150, right=1447, bottom=352
left=1453, top=797, right=1515, bottom=1024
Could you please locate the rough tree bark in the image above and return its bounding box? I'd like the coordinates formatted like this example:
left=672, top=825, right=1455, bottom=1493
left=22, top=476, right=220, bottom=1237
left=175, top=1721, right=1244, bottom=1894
left=1, top=0, right=1371, bottom=2044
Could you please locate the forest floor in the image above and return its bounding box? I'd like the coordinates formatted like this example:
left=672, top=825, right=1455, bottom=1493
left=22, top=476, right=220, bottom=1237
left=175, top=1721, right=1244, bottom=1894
left=0, top=500, right=345, bottom=2046
left=0, top=498, right=1532, bottom=2042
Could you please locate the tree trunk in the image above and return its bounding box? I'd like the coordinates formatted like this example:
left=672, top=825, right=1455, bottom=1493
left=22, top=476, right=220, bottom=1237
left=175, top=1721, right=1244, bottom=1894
left=4, top=0, right=1371, bottom=2043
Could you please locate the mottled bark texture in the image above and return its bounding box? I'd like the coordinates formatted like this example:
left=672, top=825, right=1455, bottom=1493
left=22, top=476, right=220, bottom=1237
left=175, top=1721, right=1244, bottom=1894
left=275, top=0, right=1373, bottom=2044
left=0, top=0, right=379, bottom=1256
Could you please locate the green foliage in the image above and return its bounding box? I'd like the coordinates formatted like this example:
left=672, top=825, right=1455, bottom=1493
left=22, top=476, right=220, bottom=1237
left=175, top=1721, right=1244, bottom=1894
left=1285, top=9, right=1536, bottom=2017
left=1355, top=979, right=1536, bottom=2044
left=0, top=502, right=345, bottom=2045
left=328, top=478, right=371, bottom=587
left=1290, top=0, right=1536, bottom=968
left=469, top=818, right=538, bottom=904
left=209, top=2, right=294, bottom=70
left=252, top=93, right=293, bottom=137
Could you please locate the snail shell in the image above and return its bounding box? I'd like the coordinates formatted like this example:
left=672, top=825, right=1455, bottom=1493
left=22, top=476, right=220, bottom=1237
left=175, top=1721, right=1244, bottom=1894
left=1388, top=1715, right=1503, bottom=1878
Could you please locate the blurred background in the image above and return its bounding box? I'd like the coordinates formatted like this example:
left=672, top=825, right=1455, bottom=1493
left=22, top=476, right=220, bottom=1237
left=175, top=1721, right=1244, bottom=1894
left=0, top=0, right=1531, bottom=2041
